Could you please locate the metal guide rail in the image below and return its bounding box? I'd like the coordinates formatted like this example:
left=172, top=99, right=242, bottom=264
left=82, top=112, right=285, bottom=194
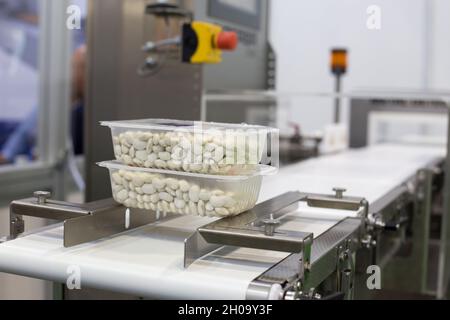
left=184, top=190, right=368, bottom=300
left=7, top=191, right=159, bottom=247
left=5, top=189, right=367, bottom=253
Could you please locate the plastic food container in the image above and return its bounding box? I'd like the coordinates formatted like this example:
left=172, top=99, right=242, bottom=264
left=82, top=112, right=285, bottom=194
left=99, top=161, right=277, bottom=218
left=101, top=119, right=279, bottom=176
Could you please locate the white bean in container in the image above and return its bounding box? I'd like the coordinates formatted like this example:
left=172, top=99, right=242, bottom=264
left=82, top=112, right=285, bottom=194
left=99, top=161, right=272, bottom=218
left=103, top=119, right=278, bottom=176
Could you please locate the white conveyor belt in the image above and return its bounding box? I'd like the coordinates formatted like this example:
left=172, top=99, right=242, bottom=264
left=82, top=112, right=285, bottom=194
left=0, top=144, right=445, bottom=299
left=261, top=144, right=445, bottom=204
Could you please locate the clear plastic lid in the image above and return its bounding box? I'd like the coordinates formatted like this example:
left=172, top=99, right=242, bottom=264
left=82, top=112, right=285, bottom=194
left=98, top=161, right=278, bottom=181
left=101, top=119, right=279, bottom=133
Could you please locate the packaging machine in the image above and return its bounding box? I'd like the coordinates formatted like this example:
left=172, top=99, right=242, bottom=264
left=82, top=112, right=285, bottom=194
left=0, top=144, right=446, bottom=300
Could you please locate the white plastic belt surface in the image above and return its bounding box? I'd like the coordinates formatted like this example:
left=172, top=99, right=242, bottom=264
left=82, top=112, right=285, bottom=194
left=0, top=144, right=445, bottom=299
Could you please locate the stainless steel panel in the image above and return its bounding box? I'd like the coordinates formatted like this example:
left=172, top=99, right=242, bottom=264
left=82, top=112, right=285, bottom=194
left=64, top=207, right=161, bottom=247
left=438, top=106, right=450, bottom=299
left=195, top=0, right=271, bottom=90
left=200, top=228, right=312, bottom=253
left=183, top=231, right=222, bottom=269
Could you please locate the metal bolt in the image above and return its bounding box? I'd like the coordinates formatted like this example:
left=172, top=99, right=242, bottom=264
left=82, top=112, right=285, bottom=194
left=361, top=235, right=377, bottom=248
left=333, top=187, right=347, bottom=199
left=33, top=191, right=51, bottom=204
left=10, top=217, right=25, bottom=236
left=346, top=238, right=353, bottom=248
left=262, top=215, right=280, bottom=237
left=304, top=261, right=311, bottom=271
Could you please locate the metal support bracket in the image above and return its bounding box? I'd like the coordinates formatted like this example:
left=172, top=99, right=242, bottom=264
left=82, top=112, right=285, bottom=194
left=184, top=192, right=307, bottom=268
left=8, top=191, right=160, bottom=247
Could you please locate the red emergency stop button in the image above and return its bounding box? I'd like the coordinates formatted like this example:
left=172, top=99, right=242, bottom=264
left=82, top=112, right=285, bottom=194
left=216, top=31, right=238, bottom=50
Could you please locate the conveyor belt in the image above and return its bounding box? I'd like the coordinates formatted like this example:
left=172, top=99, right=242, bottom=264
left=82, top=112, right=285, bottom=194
left=0, top=144, right=445, bottom=299
left=260, top=144, right=445, bottom=205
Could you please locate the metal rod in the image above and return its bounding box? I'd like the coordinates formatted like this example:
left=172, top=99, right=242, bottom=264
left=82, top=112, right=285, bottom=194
left=334, top=75, right=342, bottom=123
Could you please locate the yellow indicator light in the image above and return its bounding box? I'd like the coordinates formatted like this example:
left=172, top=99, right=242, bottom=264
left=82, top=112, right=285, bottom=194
left=331, top=49, right=348, bottom=75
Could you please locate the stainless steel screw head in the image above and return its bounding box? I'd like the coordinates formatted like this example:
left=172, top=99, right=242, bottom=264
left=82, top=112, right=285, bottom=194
left=33, top=191, right=51, bottom=204
left=262, top=218, right=281, bottom=236
left=333, top=187, right=347, bottom=199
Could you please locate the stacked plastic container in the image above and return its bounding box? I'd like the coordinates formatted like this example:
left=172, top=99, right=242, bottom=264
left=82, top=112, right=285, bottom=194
left=99, top=119, right=279, bottom=218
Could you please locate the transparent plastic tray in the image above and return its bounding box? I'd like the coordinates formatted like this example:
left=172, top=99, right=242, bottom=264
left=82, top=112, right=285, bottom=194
left=101, top=119, right=279, bottom=176
left=98, top=161, right=277, bottom=218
